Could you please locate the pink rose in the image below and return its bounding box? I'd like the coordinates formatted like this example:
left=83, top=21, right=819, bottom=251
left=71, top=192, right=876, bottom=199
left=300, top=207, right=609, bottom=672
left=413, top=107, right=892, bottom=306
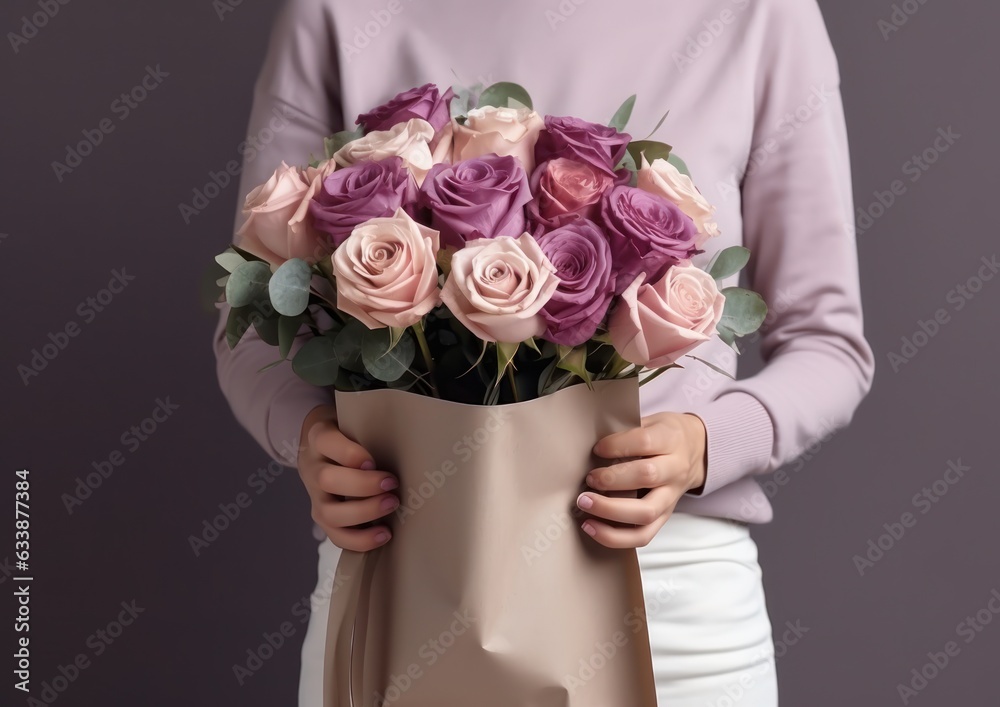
left=237, top=161, right=335, bottom=264
left=451, top=106, right=545, bottom=174
left=528, top=158, right=614, bottom=231
left=333, top=119, right=436, bottom=185
left=441, top=234, right=559, bottom=343
left=636, top=155, right=720, bottom=247
left=609, top=262, right=726, bottom=368
left=332, top=207, right=441, bottom=329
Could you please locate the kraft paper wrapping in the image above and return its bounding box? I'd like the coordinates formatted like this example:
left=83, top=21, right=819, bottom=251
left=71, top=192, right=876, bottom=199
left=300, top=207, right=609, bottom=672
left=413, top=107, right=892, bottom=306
left=323, top=377, right=657, bottom=707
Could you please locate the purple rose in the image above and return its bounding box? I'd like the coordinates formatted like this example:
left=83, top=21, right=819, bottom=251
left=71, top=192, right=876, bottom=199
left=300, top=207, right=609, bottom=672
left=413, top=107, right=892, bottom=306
left=418, top=155, right=532, bottom=249
left=309, top=157, right=416, bottom=248
left=599, top=185, right=700, bottom=294
left=537, top=219, right=616, bottom=346
left=356, top=83, right=455, bottom=133
left=534, top=116, right=632, bottom=181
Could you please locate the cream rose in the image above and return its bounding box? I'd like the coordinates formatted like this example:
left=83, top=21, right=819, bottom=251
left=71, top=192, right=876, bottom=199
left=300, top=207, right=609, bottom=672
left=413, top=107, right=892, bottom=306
left=332, top=207, right=441, bottom=329
left=609, top=262, right=726, bottom=368
left=637, top=155, right=721, bottom=247
left=452, top=106, right=545, bottom=174
left=441, top=233, right=559, bottom=343
left=237, top=161, right=332, bottom=264
left=333, top=118, right=436, bottom=184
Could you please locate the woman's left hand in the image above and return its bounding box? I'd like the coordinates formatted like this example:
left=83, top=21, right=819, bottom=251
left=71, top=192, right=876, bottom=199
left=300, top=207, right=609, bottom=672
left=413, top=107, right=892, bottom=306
left=578, top=412, right=708, bottom=549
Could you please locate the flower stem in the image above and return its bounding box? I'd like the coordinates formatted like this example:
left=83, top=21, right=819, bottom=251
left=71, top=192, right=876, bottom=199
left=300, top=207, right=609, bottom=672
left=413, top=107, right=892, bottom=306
left=506, top=364, right=520, bottom=403
left=411, top=320, right=439, bottom=398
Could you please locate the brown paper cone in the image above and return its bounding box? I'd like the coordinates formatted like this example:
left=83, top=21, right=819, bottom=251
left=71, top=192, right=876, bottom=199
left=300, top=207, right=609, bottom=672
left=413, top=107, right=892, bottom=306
left=323, top=377, right=657, bottom=707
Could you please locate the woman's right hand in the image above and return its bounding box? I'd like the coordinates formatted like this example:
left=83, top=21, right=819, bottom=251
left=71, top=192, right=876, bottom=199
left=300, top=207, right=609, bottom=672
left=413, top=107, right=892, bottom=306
left=297, top=405, right=400, bottom=551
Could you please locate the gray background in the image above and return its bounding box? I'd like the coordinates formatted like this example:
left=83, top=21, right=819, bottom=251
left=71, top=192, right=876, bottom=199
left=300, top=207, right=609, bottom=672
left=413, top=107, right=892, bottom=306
left=2, top=1, right=997, bottom=705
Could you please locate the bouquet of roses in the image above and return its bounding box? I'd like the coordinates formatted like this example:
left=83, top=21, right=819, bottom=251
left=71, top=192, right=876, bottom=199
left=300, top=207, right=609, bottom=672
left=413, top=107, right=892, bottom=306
left=213, top=81, right=767, bottom=707
left=214, top=81, right=765, bottom=405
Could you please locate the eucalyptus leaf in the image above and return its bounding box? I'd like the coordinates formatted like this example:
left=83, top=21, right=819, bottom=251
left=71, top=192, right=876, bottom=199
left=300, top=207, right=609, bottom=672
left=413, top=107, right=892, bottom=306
left=215, top=251, right=245, bottom=273
left=608, top=94, right=637, bottom=132
left=269, top=258, right=312, bottom=316
left=476, top=82, right=533, bottom=110
left=719, top=287, right=767, bottom=336
left=333, top=319, right=367, bottom=372
left=292, top=336, right=340, bottom=386
left=225, top=261, right=271, bottom=308
left=278, top=315, right=307, bottom=360
left=324, top=127, right=363, bottom=157
left=708, top=247, right=751, bottom=281
left=626, top=140, right=673, bottom=166
left=361, top=328, right=415, bottom=382
left=225, top=306, right=255, bottom=350
left=667, top=152, right=691, bottom=177
left=450, top=82, right=482, bottom=120
left=253, top=313, right=280, bottom=346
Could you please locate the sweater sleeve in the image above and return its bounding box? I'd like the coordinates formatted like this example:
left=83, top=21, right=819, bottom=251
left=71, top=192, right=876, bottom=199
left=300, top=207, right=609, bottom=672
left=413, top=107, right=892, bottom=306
left=213, top=0, right=344, bottom=467
left=683, top=0, right=875, bottom=497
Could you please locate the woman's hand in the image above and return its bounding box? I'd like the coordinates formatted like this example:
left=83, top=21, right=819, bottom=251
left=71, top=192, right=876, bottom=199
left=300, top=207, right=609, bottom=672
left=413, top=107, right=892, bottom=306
left=297, top=405, right=400, bottom=551
left=578, top=412, right=708, bottom=549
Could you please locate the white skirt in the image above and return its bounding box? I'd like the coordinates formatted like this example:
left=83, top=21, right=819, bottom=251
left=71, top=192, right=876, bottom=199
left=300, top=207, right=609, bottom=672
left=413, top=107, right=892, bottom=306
left=297, top=512, right=777, bottom=706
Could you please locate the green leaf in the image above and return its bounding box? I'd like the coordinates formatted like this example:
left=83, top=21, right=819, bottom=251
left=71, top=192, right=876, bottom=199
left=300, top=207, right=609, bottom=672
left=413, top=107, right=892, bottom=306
left=476, top=82, right=533, bottom=110
left=626, top=140, right=672, bottom=167
left=450, top=82, right=482, bottom=120
left=225, top=306, right=256, bottom=349
left=708, top=247, right=751, bottom=281
left=719, top=287, right=768, bottom=336
left=253, top=312, right=280, bottom=346
left=324, top=127, right=363, bottom=157
left=257, top=358, right=287, bottom=373
left=616, top=149, right=637, bottom=176
left=269, top=258, right=312, bottom=316
left=667, top=152, right=691, bottom=177
left=608, top=94, right=637, bottom=132
left=361, top=327, right=415, bottom=382
left=215, top=250, right=245, bottom=273
left=333, top=319, right=368, bottom=372
left=278, top=315, right=306, bottom=360
left=225, top=261, right=271, bottom=308
left=642, top=109, right=670, bottom=140
left=685, top=355, right=736, bottom=380
left=292, top=336, right=340, bottom=386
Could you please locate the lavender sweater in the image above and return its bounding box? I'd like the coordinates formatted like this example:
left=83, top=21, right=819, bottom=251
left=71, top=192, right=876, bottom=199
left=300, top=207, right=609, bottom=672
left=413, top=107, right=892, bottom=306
left=213, top=0, right=875, bottom=524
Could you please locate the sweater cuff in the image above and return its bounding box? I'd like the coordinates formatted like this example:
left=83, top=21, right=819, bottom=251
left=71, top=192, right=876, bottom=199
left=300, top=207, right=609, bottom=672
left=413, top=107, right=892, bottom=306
left=683, top=392, right=774, bottom=497
left=264, top=380, right=333, bottom=468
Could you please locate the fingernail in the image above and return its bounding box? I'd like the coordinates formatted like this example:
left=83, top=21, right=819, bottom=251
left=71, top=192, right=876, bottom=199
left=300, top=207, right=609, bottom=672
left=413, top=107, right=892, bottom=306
left=577, top=493, right=594, bottom=510
left=380, top=477, right=399, bottom=491
left=360, top=460, right=376, bottom=470
left=381, top=496, right=399, bottom=511
left=581, top=522, right=597, bottom=537
left=375, top=531, right=390, bottom=544
left=586, top=473, right=598, bottom=488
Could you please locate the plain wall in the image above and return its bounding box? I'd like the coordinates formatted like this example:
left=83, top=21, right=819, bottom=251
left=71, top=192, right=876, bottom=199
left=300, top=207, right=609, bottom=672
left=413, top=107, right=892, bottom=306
left=1, top=1, right=996, bottom=705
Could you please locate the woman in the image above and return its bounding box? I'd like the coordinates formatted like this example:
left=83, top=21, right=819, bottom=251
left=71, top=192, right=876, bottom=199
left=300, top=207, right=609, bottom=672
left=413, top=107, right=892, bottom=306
left=214, top=0, right=875, bottom=704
